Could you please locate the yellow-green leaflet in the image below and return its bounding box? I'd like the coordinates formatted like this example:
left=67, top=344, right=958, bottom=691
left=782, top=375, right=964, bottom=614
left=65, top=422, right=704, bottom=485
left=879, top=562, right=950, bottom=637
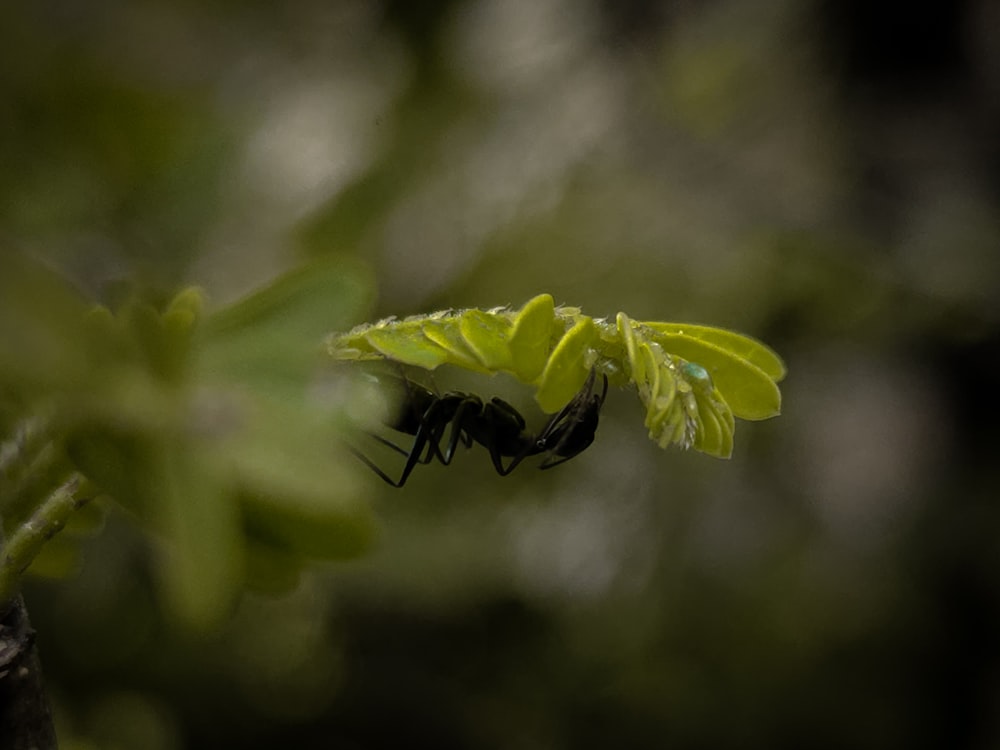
left=328, top=294, right=784, bottom=459
left=643, top=322, right=786, bottom=380
left=365, top=325, right=454, bottom=370
left=507, top=293, right=556, bottom=382
left=535, top=317, right=595, bottom=413
left=639, top=322, right=784, bottom=420
left=420, top=319, right=492, bottom=373
left=460, top=310, right=514, bottom=371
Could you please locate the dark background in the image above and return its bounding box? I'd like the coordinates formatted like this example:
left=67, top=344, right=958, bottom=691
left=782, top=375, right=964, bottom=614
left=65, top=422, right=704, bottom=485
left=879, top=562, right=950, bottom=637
left=4, top=0, right=1000, bottom=747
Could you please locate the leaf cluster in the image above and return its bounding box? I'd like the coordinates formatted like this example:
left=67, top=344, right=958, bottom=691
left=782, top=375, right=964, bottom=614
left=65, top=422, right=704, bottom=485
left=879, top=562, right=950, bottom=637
left=1, top=253, right=375, bottom=628
left=329, top=294, right=785, bottom=458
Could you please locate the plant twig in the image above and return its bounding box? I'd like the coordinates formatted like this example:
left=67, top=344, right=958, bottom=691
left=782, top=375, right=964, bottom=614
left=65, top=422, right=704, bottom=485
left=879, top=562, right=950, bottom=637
left=0, top=473, right=92, bottom=607
left=0, top=470, right=72, bottom=750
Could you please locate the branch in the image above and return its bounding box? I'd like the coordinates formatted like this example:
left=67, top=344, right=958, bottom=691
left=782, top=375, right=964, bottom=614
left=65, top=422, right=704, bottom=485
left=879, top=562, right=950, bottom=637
left=0, top=468, right=74, bottom=750
left=0, top=473, right=92, bottom=607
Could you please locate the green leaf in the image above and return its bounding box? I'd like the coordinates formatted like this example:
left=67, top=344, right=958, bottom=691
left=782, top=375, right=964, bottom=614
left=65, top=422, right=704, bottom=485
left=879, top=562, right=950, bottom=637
left=0, top=251, right=92, bottom=393
left=229, top=398, right=376, bottom=560
left=159, top=286, right=205, bottom=383
left=64, top=429, right=154, bottom=515
left=22, top=536, right=80, bottom=579
left=679, top=360, right=734, bottom=457
left=153, top=439, right=242, bottom=632
left=126, top=300, right=178, bottom=383
left=536, top=317, right=596, bottom=413
left=646, top=322, right=787, bottom=380
left=507, top=293, right=556, bottom=382
left=243, top=539, right=304, bottom=596
left=241, top=490, right=376, bottom=562
left=200, top=257, right=373, bottom=394
left=639, top=324, right=782, bottom=420
left=616, top=312, right=645, bottom=384
left=365, top=324, right=455, bottom=369
left=459, top=309, right=514, bottom=371
left=421, top=319, right=492, bottom=373
left=691, top=388, right=734, bottom=459
left=693, top=394, right=724, bottom=457
left=642, top=349, right=679, bottom=446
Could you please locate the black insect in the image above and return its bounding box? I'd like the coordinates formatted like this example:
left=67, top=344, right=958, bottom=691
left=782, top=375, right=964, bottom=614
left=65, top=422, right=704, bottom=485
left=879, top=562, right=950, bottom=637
left=351, top=369, right=609, bottom=487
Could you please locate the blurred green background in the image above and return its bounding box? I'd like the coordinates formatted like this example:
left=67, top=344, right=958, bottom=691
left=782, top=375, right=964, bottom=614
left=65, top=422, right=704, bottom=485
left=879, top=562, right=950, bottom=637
left=3, top=0, right=1000, bottom=748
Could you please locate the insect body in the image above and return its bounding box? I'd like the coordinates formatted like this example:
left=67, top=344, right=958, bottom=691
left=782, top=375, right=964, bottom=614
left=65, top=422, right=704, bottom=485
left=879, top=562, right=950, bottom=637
left=532, top=367, right=608, bottom=469
left=352, top=370, right=609, bottom=487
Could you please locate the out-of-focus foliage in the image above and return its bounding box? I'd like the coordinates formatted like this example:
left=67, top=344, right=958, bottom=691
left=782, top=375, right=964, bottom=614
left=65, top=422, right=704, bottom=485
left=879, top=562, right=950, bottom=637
left=3, top=0, right=1000, bottom=748
left=2, top=253, right=376, bottom=629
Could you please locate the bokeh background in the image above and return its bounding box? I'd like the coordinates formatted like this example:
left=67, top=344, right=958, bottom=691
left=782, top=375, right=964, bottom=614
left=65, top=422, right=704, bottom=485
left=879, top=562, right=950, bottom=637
left=4, top=0, right=1000, bottom=748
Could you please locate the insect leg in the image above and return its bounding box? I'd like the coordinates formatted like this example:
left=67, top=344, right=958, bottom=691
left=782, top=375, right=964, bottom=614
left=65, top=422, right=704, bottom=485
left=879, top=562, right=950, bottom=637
left=351, top=396, right=451, bottom=486
left=434, top=396, right=479, bottom=465
left=537, top=370, right=607, bottom=470
left=476, top=399, right=543, bottom=477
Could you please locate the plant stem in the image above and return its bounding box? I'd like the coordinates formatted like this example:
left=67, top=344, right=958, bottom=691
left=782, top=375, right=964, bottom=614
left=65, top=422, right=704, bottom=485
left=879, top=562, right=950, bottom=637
left=0, top=474, right=91, bottom=607
left=0, top=468, right=72, bottom=750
